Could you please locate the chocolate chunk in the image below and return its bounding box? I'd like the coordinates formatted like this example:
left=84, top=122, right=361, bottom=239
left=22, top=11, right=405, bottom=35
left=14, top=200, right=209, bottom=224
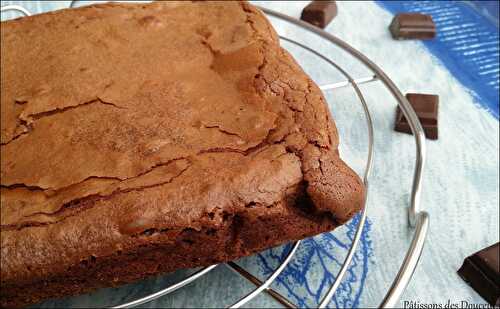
left=300, top=1, right=337, bottom=29
left=395, top=93, right=439, bottom=140
left=389, top=13, right=436, bottom=40
left=458, top=243, right=500, bottom=306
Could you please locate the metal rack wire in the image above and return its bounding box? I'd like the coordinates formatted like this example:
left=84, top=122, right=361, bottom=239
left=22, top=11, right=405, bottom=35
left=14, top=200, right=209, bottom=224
left=1, top=3, right=429, bottom=308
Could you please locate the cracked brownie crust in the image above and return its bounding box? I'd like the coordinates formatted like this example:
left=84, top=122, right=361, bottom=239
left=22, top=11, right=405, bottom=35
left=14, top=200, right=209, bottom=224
left=0, top=1, right=364, bottom=307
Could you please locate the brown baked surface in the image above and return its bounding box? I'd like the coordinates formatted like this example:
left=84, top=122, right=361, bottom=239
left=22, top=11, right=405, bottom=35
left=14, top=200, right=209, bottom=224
left=0, top=1, right=364, bottom=307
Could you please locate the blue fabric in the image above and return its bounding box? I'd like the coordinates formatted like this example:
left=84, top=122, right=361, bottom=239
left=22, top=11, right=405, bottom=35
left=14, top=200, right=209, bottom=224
left=465, top=1, right=499, bottom=26
left=257, top=214, right=373, bottom=308
left=377, top=1, right=500, bottom=119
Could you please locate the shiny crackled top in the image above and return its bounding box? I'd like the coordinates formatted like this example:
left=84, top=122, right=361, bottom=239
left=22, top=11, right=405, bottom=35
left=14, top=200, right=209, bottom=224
left=0, top=1, right=364, bottom=283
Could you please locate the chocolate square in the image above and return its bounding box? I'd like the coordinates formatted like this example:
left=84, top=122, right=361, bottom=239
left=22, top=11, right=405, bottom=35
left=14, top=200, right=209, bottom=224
left=458, top=243, right=500, bottom=306
left=389, top=13, right=436, bottom=40
left=395, top=93, right=439, bottom=140
left=300, top=1, right=337, bottom=29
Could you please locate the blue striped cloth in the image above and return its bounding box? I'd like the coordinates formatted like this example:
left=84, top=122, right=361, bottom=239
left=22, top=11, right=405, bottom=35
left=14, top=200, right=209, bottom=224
left=378, top=0, right=500, bottom=119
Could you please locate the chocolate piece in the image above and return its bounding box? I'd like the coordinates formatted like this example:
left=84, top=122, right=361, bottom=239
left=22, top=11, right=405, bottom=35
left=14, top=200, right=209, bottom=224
left=458, top=243, right=500, bottom=306
left=301, top=1, right=337, bottom=28
left=389, top=13, right=436, bottom=40
left=395, top=93, right=439, bottom=140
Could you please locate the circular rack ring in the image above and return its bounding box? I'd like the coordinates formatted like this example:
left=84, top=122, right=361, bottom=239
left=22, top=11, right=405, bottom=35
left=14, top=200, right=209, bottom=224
left=0, top=2, right=429, bottom=308
left=259, top=8, right=429, bottom=308
left=0, top=4, right=31, bottom=16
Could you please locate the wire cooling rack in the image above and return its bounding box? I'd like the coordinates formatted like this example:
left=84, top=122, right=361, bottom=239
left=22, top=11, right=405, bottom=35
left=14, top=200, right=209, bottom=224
left=1, top=3, right=430, bottom=308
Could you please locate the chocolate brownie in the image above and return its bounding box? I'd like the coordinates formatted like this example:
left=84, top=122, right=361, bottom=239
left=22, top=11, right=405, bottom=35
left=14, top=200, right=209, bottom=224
left=0, top=2, right=364, bottom=307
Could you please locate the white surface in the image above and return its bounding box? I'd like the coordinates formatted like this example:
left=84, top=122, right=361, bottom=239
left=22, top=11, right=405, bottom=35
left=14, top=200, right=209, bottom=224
left=1, top=1, right=499, bottom=308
